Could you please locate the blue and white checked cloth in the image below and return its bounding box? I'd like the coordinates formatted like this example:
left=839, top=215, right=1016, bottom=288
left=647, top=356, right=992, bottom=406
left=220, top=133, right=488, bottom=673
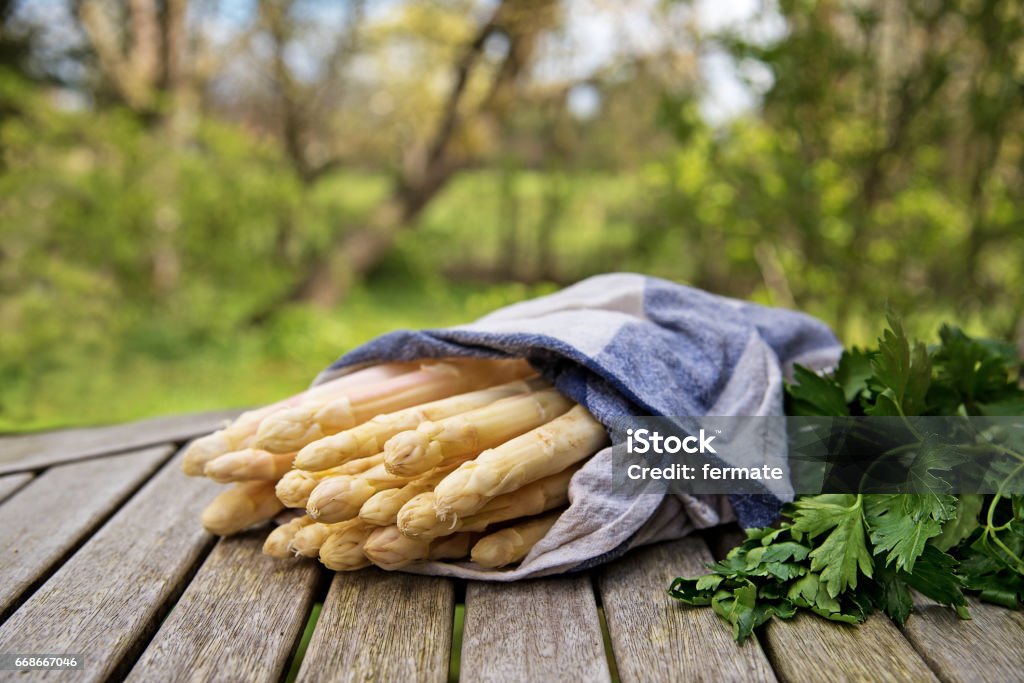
left=316, top=273, right=842, bottom=579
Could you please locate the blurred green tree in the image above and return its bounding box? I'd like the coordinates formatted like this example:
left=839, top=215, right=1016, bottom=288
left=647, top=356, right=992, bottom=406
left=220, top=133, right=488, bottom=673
left=645, top=0, right=1024, bottom=339
left=1, top=0, right=1022, bottom=429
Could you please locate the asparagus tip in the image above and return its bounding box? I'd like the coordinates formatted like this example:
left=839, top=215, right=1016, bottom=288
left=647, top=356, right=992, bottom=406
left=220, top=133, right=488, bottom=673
left=203, top=449, right=256, bottom=483
left=383, top=431, right=432, bottom=476
left=295, top=432, right=358, bottom=471
left=255, top=408, right=322, bottom=453
left=182, top=430, right=231, bottom=476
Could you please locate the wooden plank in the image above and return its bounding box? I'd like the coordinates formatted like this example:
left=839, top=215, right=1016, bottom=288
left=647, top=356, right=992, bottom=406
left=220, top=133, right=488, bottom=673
left=598, top=537, right=777, bottom=683
left=462, top=575, right=611, bottom=683
left=127, top=533, right=321, bottom=683
left=0, top=409, right=243, bottom=474
left=900, top=594, right=1024, bottom=683
left=763, top=612, right=938, bottom=682
left=297, top=569, right=454, bottom=683
left=0, top=446, right=172, bottom=621
left=0, top=472, right=32, bottom=504
left=0, top=449, right=222, bottom=682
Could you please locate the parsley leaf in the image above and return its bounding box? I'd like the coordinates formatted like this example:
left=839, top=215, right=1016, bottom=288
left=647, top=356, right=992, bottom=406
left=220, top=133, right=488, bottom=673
left=865, top=494, right=955, bottom=572
left=786, top=365, right=849, bottom=416
left=864, top=316, right=932, bottom=417
left=903, top=545, right=970, bottom=618
left=835, top=347, right=873, bottom=404
left=871, top=563, right=914, bottom=626
left=932, top=494, right=983, bottom=551
left=791, top=494, right=874, bottom=596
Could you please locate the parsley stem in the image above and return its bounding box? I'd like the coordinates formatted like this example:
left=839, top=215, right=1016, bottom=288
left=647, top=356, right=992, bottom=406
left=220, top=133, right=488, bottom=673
left=982, top=462, right=1024, bottom=573
left=893, top=403, right=925, bottom=442
left=987, top=443, right=1024, bottom=465
left=960, top=443, right=1024, bottom=465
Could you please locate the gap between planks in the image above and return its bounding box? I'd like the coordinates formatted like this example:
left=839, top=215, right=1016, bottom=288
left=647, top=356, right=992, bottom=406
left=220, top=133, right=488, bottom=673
left=899, top=593, right=1024, bottom=683
left=598, top=536, right=777, bottom=683
left=706, top=524, right=1013, bottom=683
left=0, top=447, right=223, bottom=682
left=126, top=533, right=323, bottom=682
left=707, top=524, right=938, bottom=683
left=0, top=472, right=33, bottom=504
left=297, top=568, right=455, bottom=683
left=0, top=445, right=174, bottom=623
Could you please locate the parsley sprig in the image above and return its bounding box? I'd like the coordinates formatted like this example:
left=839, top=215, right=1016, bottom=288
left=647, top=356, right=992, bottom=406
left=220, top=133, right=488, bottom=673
left=669, top=318, right=1024, bottom=642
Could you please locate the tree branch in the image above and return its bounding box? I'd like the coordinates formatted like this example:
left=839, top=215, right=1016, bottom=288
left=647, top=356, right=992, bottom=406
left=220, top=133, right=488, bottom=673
left=281, top=0, right=558, bottom=310
left=76, top=0, right=164, bottom=113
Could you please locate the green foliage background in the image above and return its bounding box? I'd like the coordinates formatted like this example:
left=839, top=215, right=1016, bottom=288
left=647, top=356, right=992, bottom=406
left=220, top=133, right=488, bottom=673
left=1, top=0, right=1022, bottom=432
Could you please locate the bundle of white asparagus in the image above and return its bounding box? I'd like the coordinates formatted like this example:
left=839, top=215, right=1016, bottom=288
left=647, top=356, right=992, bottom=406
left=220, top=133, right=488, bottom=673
left=183, top=357, right=609, bottom=571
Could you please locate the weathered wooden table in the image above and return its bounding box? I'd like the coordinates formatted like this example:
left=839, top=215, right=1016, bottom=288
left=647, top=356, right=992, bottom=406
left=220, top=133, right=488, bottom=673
left=0, top=412, right=1021, bottom=682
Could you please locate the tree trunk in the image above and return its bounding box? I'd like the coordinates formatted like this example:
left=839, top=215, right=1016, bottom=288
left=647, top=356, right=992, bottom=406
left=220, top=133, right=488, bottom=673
left=497, top=164, right=520, bottom=278
left=534, top=173, right=567, bottom=281
left=283, top=0, right=558, bottom=309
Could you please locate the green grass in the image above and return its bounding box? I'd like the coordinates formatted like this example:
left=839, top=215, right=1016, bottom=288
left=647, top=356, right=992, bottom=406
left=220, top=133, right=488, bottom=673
left=597, top=606, right=621, bottom=682
left=0, top=281, right=555, bottom=433
left=2, top=273, right=1003, bottom=434
left=449, top=603, right=465, bottom=683
left=284, top=602, right=322, bottom=683
left=2, top=165, right=1013, bottom=433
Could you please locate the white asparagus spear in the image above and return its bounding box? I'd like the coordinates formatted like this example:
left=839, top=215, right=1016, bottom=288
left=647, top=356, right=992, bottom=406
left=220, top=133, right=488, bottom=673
left=294, top=377, right=546, bottom=472
left=357, top=464, right=462, bottom=526
left=307, top=455, right=473, bottom=523
left=204, top=449, right=296, bottom=483
left=201, top=481, right=283, bottom=536
left=182, top=362, right=413, bottom=475
left=428, top=533, right=475, bottom=561
left=263, top=515, right=315, bottom=558
left=397, top=466, right=579, bottom=540
left=383, top=388, right=573, bottom=477
left=470, top=510, right=562, bottom=568
left=431, top=405, right=606, bottom=520
left=275, top=454, right=384, bottom=508
left=318, top=521, right=375, bottom=571
left=255, top=359, right=533, bottom=453
left=305, top=464, right=417, bottom=523
left=290, top=520, right=364, bottom=558
left=363, top=527, right=474, bottom=570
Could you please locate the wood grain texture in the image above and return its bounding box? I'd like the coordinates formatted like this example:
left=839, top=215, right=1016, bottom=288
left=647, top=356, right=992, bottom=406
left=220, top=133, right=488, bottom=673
left=297, top=568, right=454, bottom=683
left=598, top=537, right=777, bottom=683
left=0, top=472, right=32, bottom=503
left=0, top=446, right=172, bottom=621
left=462, top=576, right=611, bottom=683
left=127, top=532, right=321, bottom=683
left=0, top=409, right=243, bottom=473
left=901, top=594, right=1024, bottom=683
left=0, top=449, right=221, bottom=682
left=763, top=612, right=938, bottom=683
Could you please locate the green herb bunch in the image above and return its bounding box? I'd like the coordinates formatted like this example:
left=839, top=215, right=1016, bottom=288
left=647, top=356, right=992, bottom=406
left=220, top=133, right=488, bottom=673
left=669, top=318, right=1024, bottom=642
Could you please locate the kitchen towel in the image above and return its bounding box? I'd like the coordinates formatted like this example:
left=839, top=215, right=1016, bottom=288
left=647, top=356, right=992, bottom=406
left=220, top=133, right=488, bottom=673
left=316, top=273, right=843, bottom=579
